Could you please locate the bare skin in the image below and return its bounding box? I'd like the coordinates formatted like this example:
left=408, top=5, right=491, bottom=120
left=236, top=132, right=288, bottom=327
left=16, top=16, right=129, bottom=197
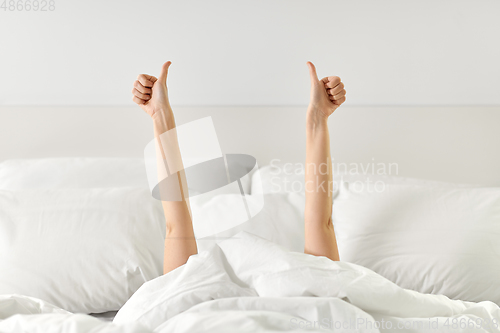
left=132, top=61, right=346, bottom=274
left=132, top=62, right=197, bottom=275
left=304, top=62, right=346, bottom=261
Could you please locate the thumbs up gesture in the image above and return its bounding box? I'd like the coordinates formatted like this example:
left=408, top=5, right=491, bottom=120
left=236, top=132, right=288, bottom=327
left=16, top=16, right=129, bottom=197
left=307, top=61, right=346, bottom=119
left=132, top=61, right=172, bottom=119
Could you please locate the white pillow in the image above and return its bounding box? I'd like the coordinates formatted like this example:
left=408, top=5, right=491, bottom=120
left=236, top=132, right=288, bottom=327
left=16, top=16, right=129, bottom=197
left=0, top=158, right=149, bottom=190
left=0, top=187, right=165, bottom=313
left=195, top=193, right=305, bottom=254
left=333, top=181, right=500, bottom=305
left=0, top=157, right=253, bottom=195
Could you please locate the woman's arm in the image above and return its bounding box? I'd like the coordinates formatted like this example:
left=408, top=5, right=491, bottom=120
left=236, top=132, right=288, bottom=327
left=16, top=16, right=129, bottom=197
left=132, top=61, right=197, bottom=274
left=304, top=62, right=346, bottom=261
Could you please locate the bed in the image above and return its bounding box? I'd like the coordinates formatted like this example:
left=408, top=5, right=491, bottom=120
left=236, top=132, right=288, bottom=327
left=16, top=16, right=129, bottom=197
left=0, top=106, right=499, bottom=332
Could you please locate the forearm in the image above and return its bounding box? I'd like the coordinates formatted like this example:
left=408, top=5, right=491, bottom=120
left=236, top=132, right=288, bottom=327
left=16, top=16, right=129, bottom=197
left=304, top=107, right=339, bottom=261
left=305, top=108, right=333, bottom=219
left=153, top=108, right=197, bottom=274
left=153, top=109, right=192, bottom=226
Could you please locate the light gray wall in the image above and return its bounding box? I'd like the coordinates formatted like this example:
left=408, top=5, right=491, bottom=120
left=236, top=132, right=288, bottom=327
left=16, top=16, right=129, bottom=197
left=0, top=0, right=499, bottom=106
left=1, top=106, right=499, bottom=186
left=1, top=2, right=498, bottom=185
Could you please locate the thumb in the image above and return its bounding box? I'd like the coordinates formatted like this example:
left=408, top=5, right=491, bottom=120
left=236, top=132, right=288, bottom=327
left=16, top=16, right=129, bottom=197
left=158, top=61, right=172, bottom=84
left=307, top=61, right=318, bottom=85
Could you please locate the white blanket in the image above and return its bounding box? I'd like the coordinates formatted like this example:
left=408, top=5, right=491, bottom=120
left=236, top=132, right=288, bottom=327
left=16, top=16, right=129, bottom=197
left=1, top=232, right=499, bottom=333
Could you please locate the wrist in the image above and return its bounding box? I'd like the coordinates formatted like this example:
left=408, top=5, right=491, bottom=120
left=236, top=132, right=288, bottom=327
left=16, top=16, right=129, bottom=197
left=152, top=108, right=175, bottom=132
left=306, top=106, right=329, bottom=130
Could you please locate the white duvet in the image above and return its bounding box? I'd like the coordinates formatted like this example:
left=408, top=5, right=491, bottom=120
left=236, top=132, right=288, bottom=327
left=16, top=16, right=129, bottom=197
left=1, top=232, right=499, bottom=333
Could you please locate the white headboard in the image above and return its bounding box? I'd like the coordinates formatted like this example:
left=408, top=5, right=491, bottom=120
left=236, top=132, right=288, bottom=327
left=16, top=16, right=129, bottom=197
left=1, top=105, right=499, bottom=186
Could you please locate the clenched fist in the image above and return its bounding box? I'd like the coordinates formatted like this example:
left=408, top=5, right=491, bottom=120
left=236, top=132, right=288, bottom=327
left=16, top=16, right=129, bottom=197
left=132, top=61, right=172, bottom=119
left=307, top=61, right=346, bottom=119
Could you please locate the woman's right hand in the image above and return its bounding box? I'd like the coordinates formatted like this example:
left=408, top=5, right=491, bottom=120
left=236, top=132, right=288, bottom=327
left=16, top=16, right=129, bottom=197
left=306, top=61, right=346, bottom=122
left=132, top=61, right=172, bottom=120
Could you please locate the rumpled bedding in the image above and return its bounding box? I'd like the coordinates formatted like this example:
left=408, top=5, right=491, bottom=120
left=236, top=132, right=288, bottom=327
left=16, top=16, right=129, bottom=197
left=1, top=232, right=499, bottom=333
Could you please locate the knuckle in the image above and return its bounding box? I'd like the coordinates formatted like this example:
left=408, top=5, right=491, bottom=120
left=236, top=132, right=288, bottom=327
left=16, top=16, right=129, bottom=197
left=330, top=77, right=341, bottom=86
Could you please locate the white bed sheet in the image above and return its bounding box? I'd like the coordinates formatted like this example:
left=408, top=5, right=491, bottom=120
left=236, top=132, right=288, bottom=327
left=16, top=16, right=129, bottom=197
left=1, top=232, right=499, bottom=333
